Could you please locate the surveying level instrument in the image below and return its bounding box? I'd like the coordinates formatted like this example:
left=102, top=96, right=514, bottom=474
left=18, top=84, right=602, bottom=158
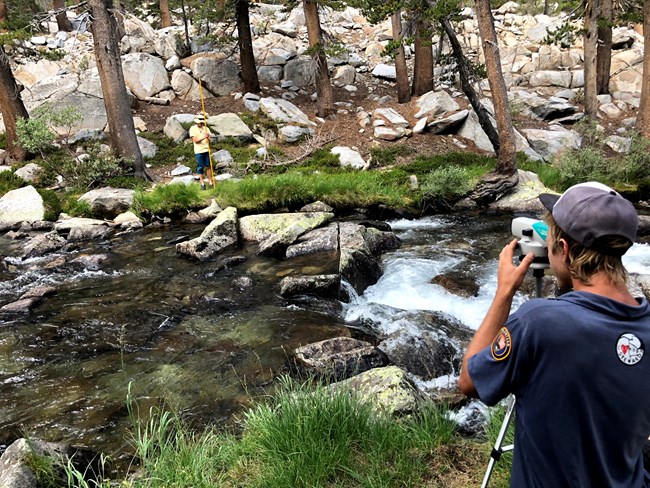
left=481, top=218, right=550, bottom=488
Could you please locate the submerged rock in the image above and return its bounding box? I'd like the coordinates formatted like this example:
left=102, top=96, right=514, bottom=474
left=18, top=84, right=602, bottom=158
left=279, top=274, right=341, bottom=299
left=22, top=231, right=66, bottom=259
left=176, top=207, right=238, bottom=261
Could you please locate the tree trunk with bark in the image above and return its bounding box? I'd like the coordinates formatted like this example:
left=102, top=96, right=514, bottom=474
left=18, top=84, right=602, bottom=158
left=54, top=0, right=73, bottom=31
left=0, top=47, right=28, bottom=163
left=441, top=17, right=500, bottom=152
left=303, top=0, right=334, bottom=117
left=0, top=0, right=7, bottom=30
left=638, top=0, right=650, bottom=137
left=88, top=0, right=149, bottom=179
left=160, top=0, right=171, bottom=27
left=596, top=0, right=612, bottom=94
left=584, top=0, right=600, bottom=117
left=391, top=10, right=410, bottom=103
left=412, top=15, right=434, bottom=96
left=475, top=0, right=516, bottom=175
left=237, top=0, right=260, bottom=94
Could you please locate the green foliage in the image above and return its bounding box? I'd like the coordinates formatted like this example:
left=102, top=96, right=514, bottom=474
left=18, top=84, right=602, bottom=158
left=40, top=48, right=66, bottom=61
left=370, top=144, right=413, bottom=166
left=16, top=116, right=57, bottom=155
left=421, top=165, right=474, bottom=205
left=553, top=147, right=610, bottom=188
left=25, top=449, right=61, bottom=488
left=44, top=145, right=134, bottom=191
left=543, top=22, right=578, bottom=48
left=37, top=189, right=63, bottom=221
left=217, top=170, right=414, bottom=213
left=0, top=171, right=27, bottom=196
left=61, top=194, right=94, bottom=218
left=16, top=105, right=83, bottom=156
left=620, top=133, right=650, bottom=182
left=400, top=152, right=496, bottom=176
left=106, top=176, right=151, bottom=191
left=484, top=403, right=514, bottom=484
left=133, top=183, right=208, bottom=217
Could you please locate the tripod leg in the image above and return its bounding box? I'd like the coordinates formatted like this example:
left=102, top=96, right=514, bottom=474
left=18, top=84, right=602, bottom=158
left=481, top=396, right=516, bottom=488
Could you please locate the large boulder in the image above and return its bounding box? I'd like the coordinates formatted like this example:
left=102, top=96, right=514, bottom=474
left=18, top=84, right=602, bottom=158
left=285, top=223, right=339, bottom=258
left=208, top=113, right=253, bottom=141
left=259, top=97, right=315, bottom=127
left=0, top=186, right=45, bottom=226
left=257, top=213, right=335, bottom=256
left=239, top=212, right=333, bottom=242
left=190, top=55, right=242, bottom=96
left=520, top=126, right=582, bottom=161
left=77, top=188, right=136, bottom=219
left=414, top=90, right=461, bottom=119
left=22, top=231, right=67, bottom=259
left=122, top=53, right=171, bottom=100
left=283, top=56, right=316, bottom=87
left=279, top=274, right=341, bottom=299
left=176, top=207, right=238, bottom=261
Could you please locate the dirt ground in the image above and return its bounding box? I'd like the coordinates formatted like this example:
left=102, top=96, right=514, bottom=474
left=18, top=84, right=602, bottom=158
left=133, top=79, right=487, bottom=174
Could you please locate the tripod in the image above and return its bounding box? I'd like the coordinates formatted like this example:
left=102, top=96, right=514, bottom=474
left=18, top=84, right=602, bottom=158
left=480, top=267, right=546, bottom=488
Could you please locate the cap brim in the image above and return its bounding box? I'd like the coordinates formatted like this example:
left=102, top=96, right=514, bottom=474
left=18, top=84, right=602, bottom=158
left=539, top=193, right=560, bottom=212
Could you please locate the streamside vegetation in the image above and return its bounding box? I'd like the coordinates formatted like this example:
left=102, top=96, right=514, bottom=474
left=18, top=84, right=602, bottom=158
left=54, top=378, right=513, bottom=487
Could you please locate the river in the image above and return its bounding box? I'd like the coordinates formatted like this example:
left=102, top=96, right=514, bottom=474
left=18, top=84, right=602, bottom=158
left=1, top=214, right=649, bottom=464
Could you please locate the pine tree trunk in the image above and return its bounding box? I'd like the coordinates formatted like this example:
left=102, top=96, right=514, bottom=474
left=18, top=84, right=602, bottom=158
left=160, top=0, right=171, bottom=27
left=475, top=0, right=516, bottom=174
left=0, top=0, right=7, bottom=31
left=0, top=47, right=28, bottom=163
left=584, top=0, right=599, bottom=117
left=88, top=0, right=149, bottom=180
left=596, top=0, right=612, bottom=94
left=54, top=0, right=73, bottom=32
left=638, top=0, right=650, bottom=137
left=391, top=10, right=410, bottom=103
left=412, top=16, right=433, bottom=96
left=303, top=0, right=334, bottom=117
left=237, top=0, right=260, bottom=94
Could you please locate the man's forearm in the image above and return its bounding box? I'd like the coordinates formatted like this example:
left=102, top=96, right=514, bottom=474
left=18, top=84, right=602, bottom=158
left=458, top=290, right=515, bottom=396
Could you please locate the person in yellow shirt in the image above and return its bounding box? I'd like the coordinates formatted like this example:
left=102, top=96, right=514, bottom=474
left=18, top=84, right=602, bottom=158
left=189, top=114, right=213, bottom=190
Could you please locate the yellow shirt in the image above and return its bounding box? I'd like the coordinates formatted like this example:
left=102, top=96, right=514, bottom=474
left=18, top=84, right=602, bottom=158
left=189, top=124, right=211, bottom=154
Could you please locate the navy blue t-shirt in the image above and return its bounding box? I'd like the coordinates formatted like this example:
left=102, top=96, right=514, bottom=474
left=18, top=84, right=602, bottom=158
left=468, top=291, right=650, bottom=487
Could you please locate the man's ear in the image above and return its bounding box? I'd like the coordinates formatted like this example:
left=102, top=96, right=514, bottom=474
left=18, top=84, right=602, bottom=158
left=559, top=238, right=570, bottom=263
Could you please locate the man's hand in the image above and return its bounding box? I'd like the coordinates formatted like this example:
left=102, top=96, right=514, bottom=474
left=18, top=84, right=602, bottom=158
left=496, top=239, right=535, bottom=298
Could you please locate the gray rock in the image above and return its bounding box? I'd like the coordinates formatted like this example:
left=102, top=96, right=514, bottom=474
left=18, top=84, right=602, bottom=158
left=209, top=113, right=253, bottom=141
left=279, top=274, right=341, bottom=299
left=414, top=91, right=461, bottom=119
left=520, top=127, right=582, bottom=161
left=67, top=224, right=112, bottom=242
left=170, top=164, right=191, bottom=176
left=191, top=56, right=242, bottom=96
left=426, top=110, right=470, bottom=134
left=293, top=337, right=387, bottom=381
left=278, top=125, right=313, bottom=143
left=286, top=223, right=338, bottom=258
left=14, top=163, right=42, bottom=183
left=0, top=297, right=41, bottom=313
left=283, top=56, right=316, bottom=87
left=137, top=136, right=158, bottom=159
left=176, top=207, right=238, bottom=261
left=259, top=97, right=315, bottom=127
left=22, top=231, right=66, bottom=259
left=299, top=201, right=334, bottom=213
left=331, top=146, right=366, bottom=169
left=0, top=186, right=45, bottom=225
left=122, top=53, right=171, bottom=99
left=77, top=187, right=136, bottom=219
left=20, top=285, right=57, bottom=299
left=371, top=64, right=397, bottom=80
left=258, top=213, right=335, bottom=256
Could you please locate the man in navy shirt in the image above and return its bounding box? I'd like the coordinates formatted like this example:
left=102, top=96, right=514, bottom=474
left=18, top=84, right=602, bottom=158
left=458, top=182, right=650, bottom=487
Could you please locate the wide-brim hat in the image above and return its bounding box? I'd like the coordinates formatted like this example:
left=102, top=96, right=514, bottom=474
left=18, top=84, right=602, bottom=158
left=539, top=181, right=638, bottom=255
left=194, top=114, right=206, bottom=124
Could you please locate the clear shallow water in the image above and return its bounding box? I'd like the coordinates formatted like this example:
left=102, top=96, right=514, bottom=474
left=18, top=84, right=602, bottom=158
left=1, top=215, right=649, bottom=464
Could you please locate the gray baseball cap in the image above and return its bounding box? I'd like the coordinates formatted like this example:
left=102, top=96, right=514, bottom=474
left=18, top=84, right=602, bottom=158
left=539, top=181, right=638, bottom=255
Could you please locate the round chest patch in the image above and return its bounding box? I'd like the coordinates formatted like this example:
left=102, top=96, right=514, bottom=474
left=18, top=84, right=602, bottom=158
left=491, top=327, right=512, bottom=361
left=616, top=333, right=645, bottom=366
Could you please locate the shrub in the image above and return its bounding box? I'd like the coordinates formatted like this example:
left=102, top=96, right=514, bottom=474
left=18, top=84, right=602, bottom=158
left=421, top=165, right=474, bottom=205
left=553, top=147, right=609, bottom=188
left=620, top=133, right=650, bottom=182
left=61, top=193, right=94, bottom=218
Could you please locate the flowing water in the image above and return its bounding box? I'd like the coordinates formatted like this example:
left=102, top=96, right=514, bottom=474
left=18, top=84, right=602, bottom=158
left=1, top=215, right=649, bottom=464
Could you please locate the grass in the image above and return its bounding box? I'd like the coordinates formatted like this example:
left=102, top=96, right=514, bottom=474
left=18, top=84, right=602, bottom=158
left=62, top=377, right=503, bottom=488
left=132, top=182, right=209, bottom=218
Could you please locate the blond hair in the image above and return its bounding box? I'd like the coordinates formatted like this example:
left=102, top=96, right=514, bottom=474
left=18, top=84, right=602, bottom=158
left=545, top=214, right=629, bottom=285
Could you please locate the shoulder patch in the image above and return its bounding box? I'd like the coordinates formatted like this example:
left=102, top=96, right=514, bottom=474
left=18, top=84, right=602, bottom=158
left=616, top=333, right=644, bottom=366
left=491, top=327, right=512, bottom=361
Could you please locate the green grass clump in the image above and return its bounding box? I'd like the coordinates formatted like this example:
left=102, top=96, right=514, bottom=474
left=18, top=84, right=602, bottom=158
left=133, top=183, right=208, bottom=217
left=216, top=170, right=414, bottom=213
left=37, top=189, right=63, bottom=221
left=400, top=152, right=496, bottom=177
left=370, top=144, right=413, bottom=166
left=60, top=193, right=94, bottom=218
left=0, top=170, right=26, bottom=196
left=70, top=377, right=465, bottom=487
